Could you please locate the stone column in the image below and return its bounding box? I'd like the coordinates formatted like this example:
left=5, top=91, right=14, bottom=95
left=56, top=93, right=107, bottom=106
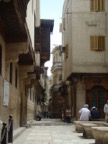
left=76, top=80, right=86, bottom=119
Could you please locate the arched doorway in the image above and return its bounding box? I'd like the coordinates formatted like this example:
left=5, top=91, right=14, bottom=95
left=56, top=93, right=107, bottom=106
left=86, top=86, right=108, bottom=118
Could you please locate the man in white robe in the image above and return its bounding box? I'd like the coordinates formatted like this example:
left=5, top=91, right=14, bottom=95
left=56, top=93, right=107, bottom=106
left=104, top=100, right=108, bottom=123
left=79, top=104, right=91, bottom=121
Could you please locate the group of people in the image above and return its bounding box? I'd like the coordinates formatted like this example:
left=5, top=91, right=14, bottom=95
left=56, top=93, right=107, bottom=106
left=62, top=107, right=71, bottom=123
left=79, top=100, right=108, bottom=122
left=79, top=104, right=100, bottom=121
left=36, top=100, right=108, bottom=123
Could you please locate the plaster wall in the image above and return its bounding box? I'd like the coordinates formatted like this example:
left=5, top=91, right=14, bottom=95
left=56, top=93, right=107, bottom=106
left=62, top=0, right=108, bottom=80
left=76, top=81, right=86, bottom=119
left=0, top=35, right=20, bottom=129
left=26, top=0, right=40, bottom=50
left=72, top=13, right=108, bottom=73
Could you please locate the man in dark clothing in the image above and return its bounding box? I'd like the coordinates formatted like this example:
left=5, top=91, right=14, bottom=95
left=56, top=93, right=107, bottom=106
left=91, top=106, right=100, bottom=120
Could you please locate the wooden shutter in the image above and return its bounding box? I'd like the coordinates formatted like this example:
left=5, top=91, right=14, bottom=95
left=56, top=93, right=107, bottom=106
left=90, top=36, right=98, bottom=51
left=91, top=0, right=105, bottom=11
left=94, top=36, right=98, bottom=50
left=90, top=36, right=105, bottom=51
left=98, top=36, right=105, bottom=51
left=90, top=0, right=93, bottom=11
left=95, top=0, right=99, bottom=11
left=103, top=0, right=105, bottom=11
left=91, top=0, right=98, bottom=11
left=99, top=0, right=105, bottom=11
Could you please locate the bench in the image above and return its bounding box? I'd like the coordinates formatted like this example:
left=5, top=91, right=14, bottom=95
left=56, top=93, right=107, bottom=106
left=74, top=121, right=90, bottom=133
left=92, top=121, right=106, bottom=126
left=80, top=123, right=97, bottom=138
left=74, top=120, right=106, bottom=132
left=92, top=127, right=108, bottom=144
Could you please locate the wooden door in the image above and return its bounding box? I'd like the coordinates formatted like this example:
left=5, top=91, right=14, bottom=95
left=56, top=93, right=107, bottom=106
left=86, top=86, right=108, bottom=118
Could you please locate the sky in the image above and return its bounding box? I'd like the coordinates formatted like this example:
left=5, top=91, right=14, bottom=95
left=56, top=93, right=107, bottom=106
left=40, top=0, right=64, bottom=76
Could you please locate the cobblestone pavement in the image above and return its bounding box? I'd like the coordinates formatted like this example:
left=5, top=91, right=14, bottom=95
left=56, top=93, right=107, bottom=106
left=14, top=119, right=95, bottom=144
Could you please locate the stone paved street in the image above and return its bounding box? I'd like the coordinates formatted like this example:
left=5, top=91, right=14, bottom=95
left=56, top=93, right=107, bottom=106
left=14, top=119, right=95, bottom=144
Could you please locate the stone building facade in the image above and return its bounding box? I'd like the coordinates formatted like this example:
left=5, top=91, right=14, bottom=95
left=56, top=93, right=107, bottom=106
left=51, top=46, right=64, bottom=118
left=0, top=0, right=40, bottom=128
left=62, top=0, right=108, bottom=119
left=0, top=0, right=54, bottom=129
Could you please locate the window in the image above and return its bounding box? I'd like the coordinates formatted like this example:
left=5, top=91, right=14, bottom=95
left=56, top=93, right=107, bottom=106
left=0, top=45, right=2, bottom=74
left=90, top=0, right=105, bottom=11
left=10, top=63, right=13, bottom=83
left=90, top=36, right=105, bottom=51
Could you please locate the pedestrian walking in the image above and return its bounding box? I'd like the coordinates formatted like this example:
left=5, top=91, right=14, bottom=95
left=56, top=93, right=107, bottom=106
left=104, top=100, right=108, bottom=123
left=79, top=104, right=91, bottom=121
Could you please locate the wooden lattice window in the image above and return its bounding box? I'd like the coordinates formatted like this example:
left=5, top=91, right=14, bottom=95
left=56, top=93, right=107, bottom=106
left=90, top=36, right=105, bottom=51
left=90, top=0, right=105, bottom=11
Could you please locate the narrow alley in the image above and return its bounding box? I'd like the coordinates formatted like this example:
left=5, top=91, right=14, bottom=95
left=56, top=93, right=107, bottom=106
left=0, top=0, right=108, bottom=144
left=14, top=119, right=94, bottom=144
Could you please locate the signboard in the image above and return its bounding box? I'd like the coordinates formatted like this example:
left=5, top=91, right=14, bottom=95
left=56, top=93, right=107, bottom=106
left=3, top=79, right=9, bottom=106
